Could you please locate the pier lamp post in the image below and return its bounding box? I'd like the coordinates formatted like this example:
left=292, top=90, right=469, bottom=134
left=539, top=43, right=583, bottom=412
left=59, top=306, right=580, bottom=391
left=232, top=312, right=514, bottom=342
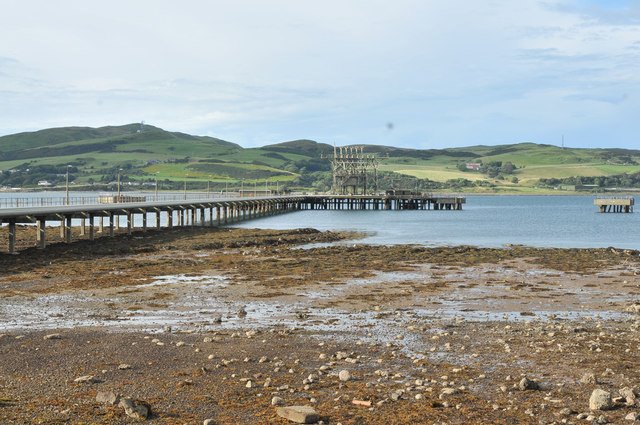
left=225, top=181, right=228, bottom=198
left=241, top=179, right=244, bottom=197
left=207, top=175, right=211, bottom=198
left=155, top=172, right=159, bottom=201
left=117, top=168, right=123, bottom=202
left=65, top=165, right=71, bottom=205
left=184, top=174, right=187, bottom=200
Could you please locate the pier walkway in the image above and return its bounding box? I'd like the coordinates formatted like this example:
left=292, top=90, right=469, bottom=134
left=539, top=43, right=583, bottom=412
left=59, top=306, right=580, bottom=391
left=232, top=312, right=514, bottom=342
left=0, top=193, right=465, bottom=253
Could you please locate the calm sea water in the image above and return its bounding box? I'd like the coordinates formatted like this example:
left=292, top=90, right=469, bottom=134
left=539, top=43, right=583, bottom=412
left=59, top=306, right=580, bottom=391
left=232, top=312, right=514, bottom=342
left=232, top=195, right=640, bottom=249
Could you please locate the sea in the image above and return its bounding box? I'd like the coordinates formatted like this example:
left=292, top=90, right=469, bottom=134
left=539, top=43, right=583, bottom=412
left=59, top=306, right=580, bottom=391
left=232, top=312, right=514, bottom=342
left=232, top=195, right=640, bottom=250
left=1, top=192, right=639, bottom=250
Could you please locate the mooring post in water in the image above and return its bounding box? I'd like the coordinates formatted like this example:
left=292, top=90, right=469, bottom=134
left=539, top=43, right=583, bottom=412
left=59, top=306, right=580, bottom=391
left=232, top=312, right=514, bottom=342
left=156, top=210, right=161, bottom=229
left=142, top=210, right=147, bottom=232
left=167, top=209, right=173, bottom=228
left=126, top=211, right=132, bottom=235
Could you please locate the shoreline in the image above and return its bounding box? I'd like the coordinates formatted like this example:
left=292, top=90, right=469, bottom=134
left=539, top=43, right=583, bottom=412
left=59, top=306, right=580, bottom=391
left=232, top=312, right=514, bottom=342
left=2, top=227, right=640, bottom=423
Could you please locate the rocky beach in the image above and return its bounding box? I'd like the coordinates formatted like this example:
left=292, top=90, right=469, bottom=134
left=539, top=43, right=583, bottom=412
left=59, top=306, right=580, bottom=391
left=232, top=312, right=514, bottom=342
left=2, top=226, right=640, bottom=424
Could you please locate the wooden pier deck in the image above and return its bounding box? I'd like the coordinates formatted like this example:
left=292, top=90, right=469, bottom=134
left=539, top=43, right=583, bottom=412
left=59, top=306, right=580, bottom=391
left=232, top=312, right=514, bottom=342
left=0, top=193, right=465, bottom=254
left=302, top=194, right=466, bottom=211
left=594, top=196, right=634, bottom=213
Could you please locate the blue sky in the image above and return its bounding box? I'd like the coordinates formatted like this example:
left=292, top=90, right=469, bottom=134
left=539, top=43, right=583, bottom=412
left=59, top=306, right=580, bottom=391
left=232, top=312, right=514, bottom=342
left=1, top=0, right=639, bottom=149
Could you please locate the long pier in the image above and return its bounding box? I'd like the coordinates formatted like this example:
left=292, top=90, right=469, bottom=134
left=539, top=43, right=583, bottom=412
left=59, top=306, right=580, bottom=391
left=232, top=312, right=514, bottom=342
left=0, top=193, right=465, bottom=254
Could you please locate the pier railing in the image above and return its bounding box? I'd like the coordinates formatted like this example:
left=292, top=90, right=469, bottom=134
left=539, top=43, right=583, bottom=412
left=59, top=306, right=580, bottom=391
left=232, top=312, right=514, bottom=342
left=0, top=191, right=270, bottom=209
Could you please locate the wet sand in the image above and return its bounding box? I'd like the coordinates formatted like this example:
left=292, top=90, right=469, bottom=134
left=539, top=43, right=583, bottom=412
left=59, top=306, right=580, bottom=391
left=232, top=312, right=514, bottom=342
left=1, top=226, right=640, bottom=424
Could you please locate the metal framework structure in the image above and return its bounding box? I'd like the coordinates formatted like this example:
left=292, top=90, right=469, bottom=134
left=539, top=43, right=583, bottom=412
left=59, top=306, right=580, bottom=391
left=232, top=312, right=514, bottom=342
left=328, top=145, right=379, bottom=195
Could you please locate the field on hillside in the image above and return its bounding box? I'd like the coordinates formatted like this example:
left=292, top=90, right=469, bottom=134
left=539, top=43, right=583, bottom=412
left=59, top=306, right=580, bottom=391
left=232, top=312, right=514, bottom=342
left=2, top=124, right=640, bottom=192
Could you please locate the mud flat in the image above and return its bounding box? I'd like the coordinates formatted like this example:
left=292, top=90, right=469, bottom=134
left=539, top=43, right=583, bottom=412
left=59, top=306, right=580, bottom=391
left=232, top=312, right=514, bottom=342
left=2, top=226, right=640, bottom=424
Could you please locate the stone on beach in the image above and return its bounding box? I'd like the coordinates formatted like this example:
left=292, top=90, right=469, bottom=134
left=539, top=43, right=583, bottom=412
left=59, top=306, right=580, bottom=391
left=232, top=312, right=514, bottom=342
left=439, top=388, right=459, bottom=399
left=338, top=370, right=351, bottom=382
left=518, top=377, right=539, bottom=391
left=626, top=412, right=640, bottom=421
left=118, top=397, right=151, bottom=420
left=74, top=375, right=98, bottom=383
left=620, top=387, right=637, bottom=406
left=96, top=391, right=119, bottom=405
left=589, top=389, right=612, bottom=411
left=581, top=372, right=598, bottom=385
left=276, top=405, right=320, bottom=424
left=44, top=333, right=62, bottom=340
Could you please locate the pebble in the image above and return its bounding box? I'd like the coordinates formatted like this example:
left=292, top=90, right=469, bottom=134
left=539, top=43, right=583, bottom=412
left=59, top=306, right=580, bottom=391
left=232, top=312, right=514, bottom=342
left=626, top=412, right=640, bottom=421
left=117, top=364, right=131, bottom=370
left=439, top=388, right=459, bottom=399
left=558, top=407, right=574, bottom=416
left=338, top=370, right=351, bottom=382
left=203, top=419, right=216, bottom=425
left=272, top=396, right=285, bottom=406
left=581, top=372, right=598, bottom=385
left=44, top=333, right=62, bottom=340
left=74, top=375, right=98, bottom=383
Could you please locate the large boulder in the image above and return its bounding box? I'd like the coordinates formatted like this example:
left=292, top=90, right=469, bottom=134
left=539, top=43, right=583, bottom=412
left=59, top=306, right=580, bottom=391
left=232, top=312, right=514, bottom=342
left=589, top=389, right=612, bottom=411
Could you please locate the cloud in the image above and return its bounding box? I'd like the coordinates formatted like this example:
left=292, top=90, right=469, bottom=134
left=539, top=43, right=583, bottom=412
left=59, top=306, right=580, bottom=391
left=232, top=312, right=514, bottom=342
left=1, top=0, right=640, bottom=148
left=563, top=92, right=629, bottom=104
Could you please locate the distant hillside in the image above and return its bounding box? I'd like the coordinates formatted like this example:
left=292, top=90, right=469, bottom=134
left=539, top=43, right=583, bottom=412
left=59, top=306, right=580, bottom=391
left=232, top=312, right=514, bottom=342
left=2, top=124, right=640, bottom=193
left=263, top=139, right=333, bottom=157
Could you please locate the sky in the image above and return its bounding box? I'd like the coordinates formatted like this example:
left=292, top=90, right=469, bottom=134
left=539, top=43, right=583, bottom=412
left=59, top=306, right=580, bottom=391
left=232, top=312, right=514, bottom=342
left=1, top=0, right=640, bottom=149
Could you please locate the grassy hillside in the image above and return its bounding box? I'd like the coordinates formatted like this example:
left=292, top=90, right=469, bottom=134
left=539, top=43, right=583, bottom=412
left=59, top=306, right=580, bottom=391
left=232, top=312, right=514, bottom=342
left=1, top=124, right=640, bottom=193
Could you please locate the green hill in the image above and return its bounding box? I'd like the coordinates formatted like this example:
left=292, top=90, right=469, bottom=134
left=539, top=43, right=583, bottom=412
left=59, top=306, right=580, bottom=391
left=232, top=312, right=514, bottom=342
left=1, top=123, right=640, bottom=193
